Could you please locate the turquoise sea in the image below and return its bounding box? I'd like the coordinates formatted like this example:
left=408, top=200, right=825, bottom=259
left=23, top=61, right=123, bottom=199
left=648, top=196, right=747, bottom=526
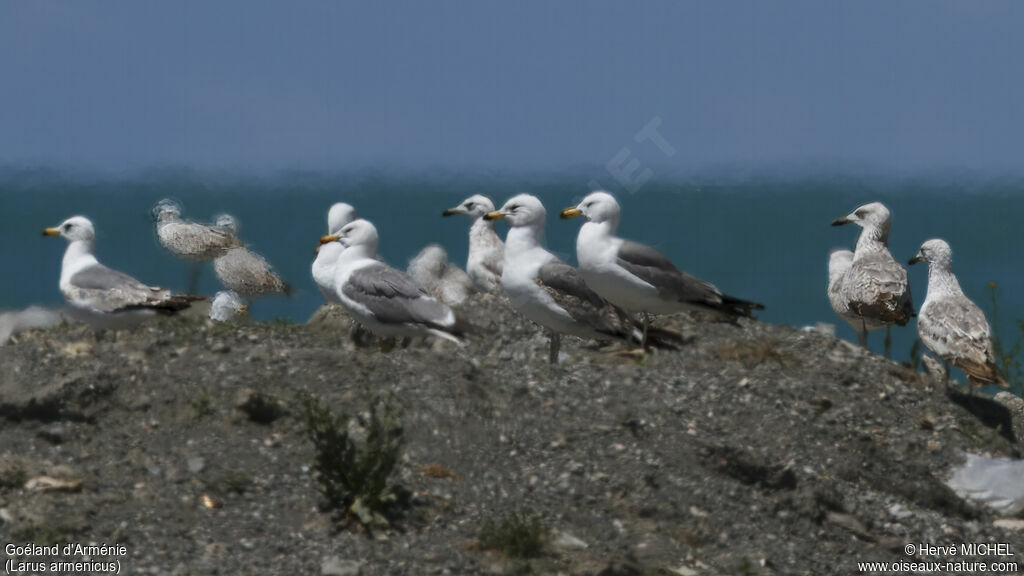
left=3, top=167, right=1024, bottom=366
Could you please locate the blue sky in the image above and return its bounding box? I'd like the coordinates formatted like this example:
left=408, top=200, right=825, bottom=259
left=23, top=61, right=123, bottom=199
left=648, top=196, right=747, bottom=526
left=2, top=1, right=1022, bottom=174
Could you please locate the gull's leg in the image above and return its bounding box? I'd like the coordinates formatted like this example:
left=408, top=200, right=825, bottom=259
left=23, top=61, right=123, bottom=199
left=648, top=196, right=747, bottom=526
left=549, top=331, right=561, bottom=364
left=188, top=262, right=202, bottom=294
left=642, top=313, right=650, bottom=350
left=858, top=320, right=868, bottom=348
left=351, top=324, right=373, bottom=347
left=884, top=326, right=892, bottom=360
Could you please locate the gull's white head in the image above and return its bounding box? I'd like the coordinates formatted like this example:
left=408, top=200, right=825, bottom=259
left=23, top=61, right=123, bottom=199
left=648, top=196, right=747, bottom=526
left=336, top=219, right=379, bottom=253
left=443, top=194, right=496, bottom=220
left=43, top=215, right=95, bottom=244
left=832, top=201, right=891, bottom=230
left=152, top=198, right=182, bottom=221
left=909, top=238, right=953, bottom=269
left=214, top=213, right=239, bottom=234
left=210, top=291, right=248, bottom=322
left=562, top=191, right=620, bottom=224
left=327, top=203, right=357, bottom=235
left=828, top=249, right=854, bottom=284
left=485, top=194, right=546, bottom=228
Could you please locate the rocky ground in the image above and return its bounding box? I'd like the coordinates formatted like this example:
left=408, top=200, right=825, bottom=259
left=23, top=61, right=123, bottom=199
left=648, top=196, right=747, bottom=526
left=2, top=292, right=1024, bottom=576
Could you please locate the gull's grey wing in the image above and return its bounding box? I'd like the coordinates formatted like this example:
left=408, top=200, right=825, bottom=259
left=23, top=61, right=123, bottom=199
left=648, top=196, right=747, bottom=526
left=919, top=297, right=998, bottom=384
left=616, top=240, right=763, bottom=316
left=536, top=259, right=633, bottom=339
left=343, top=264, right=454, bottom=327
left=843, top=252, right=914, bottom=325
left=66, top=264, right=186, bottom=313
left=616, top=240, right=723, bottom=306
left=214, top=247, right=289, bottom=295
left=70, top=263, right=152, bottom=292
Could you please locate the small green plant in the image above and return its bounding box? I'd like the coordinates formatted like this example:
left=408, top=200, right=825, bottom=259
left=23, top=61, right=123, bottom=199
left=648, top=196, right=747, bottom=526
left=0, top=466, right=28, bottom=489
left=986, top=282, right=1024, bottom=395
left=478, top=512, right=546, bottom=559
left=715, top=337, right=795, bottom=368
left=213, top=470, right=253, bottom=495
left=190, top=391, right=214, bottom=417
left=270, top=316, right=300, bottom=331
left=301, top=394, right=408, bottom=527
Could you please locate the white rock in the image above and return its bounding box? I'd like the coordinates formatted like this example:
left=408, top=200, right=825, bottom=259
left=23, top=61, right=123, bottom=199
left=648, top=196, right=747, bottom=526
left=994, top=518, right=1024, bottom=531
left=551, top=530, right=588, bottom=550
left=321, top=556, right=361, bottom=576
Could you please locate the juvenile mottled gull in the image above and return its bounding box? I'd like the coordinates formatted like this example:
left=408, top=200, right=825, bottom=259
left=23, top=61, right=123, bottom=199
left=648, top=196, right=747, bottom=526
left=312, top=202, right=357, bottom=303
left=153, top=199, right=241, bottom=292
left=827, top=249, right=862, bottom=336
left=44, top=216, right=198, bottom=325
left=909, top=239, right=1004, bottom=386
left=485, top=194, right=647, bottom=363
left=325, top=219, right=462, bottom=345
left=831, top=201, right=914, bottom=358
left=442, top=195, right=504, bottom=292
left=0, top=306, right=67, bottom=345
left=560, top=191, right=763, bottom=344
left=212, top=214, right=290, bottom=297
left=407, top=244, right=475, bottom=307
left=210, top=290, right=249, bottom=322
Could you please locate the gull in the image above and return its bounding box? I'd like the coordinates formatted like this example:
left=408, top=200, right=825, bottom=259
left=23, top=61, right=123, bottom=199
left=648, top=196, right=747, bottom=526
left=152, top=199, right=241, bottom=293
left=312, top=202, right=357, bottom=303
left=210, top=290, right=249, bottom=322
left=485, top=194, right=650, bottom=363
left=909, top=239, right=1004, bottom=386
left=212, top=214, right=290, bottom=297
left=827, top=249, right=862, bottom=337
left=44, top=215, right=198, bottom=327
left=325, top=219, right=462, bottom=345
left=442, top=195, right=504, bottom=292
left=407, top=244, right=475, bottom=307
left=832, top=201, right=914, bottom=358
left=560, top=191, right=763, bottom=344
left=0, top=306, right=67, bottom=345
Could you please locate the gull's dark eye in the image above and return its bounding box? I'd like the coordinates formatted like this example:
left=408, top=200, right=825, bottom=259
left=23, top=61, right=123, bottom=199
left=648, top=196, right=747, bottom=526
left=63, top=224, right=72, bottom=231
left=854, top=209, right=867, bottom=218
left=465, top=202, right=474, bottom=209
